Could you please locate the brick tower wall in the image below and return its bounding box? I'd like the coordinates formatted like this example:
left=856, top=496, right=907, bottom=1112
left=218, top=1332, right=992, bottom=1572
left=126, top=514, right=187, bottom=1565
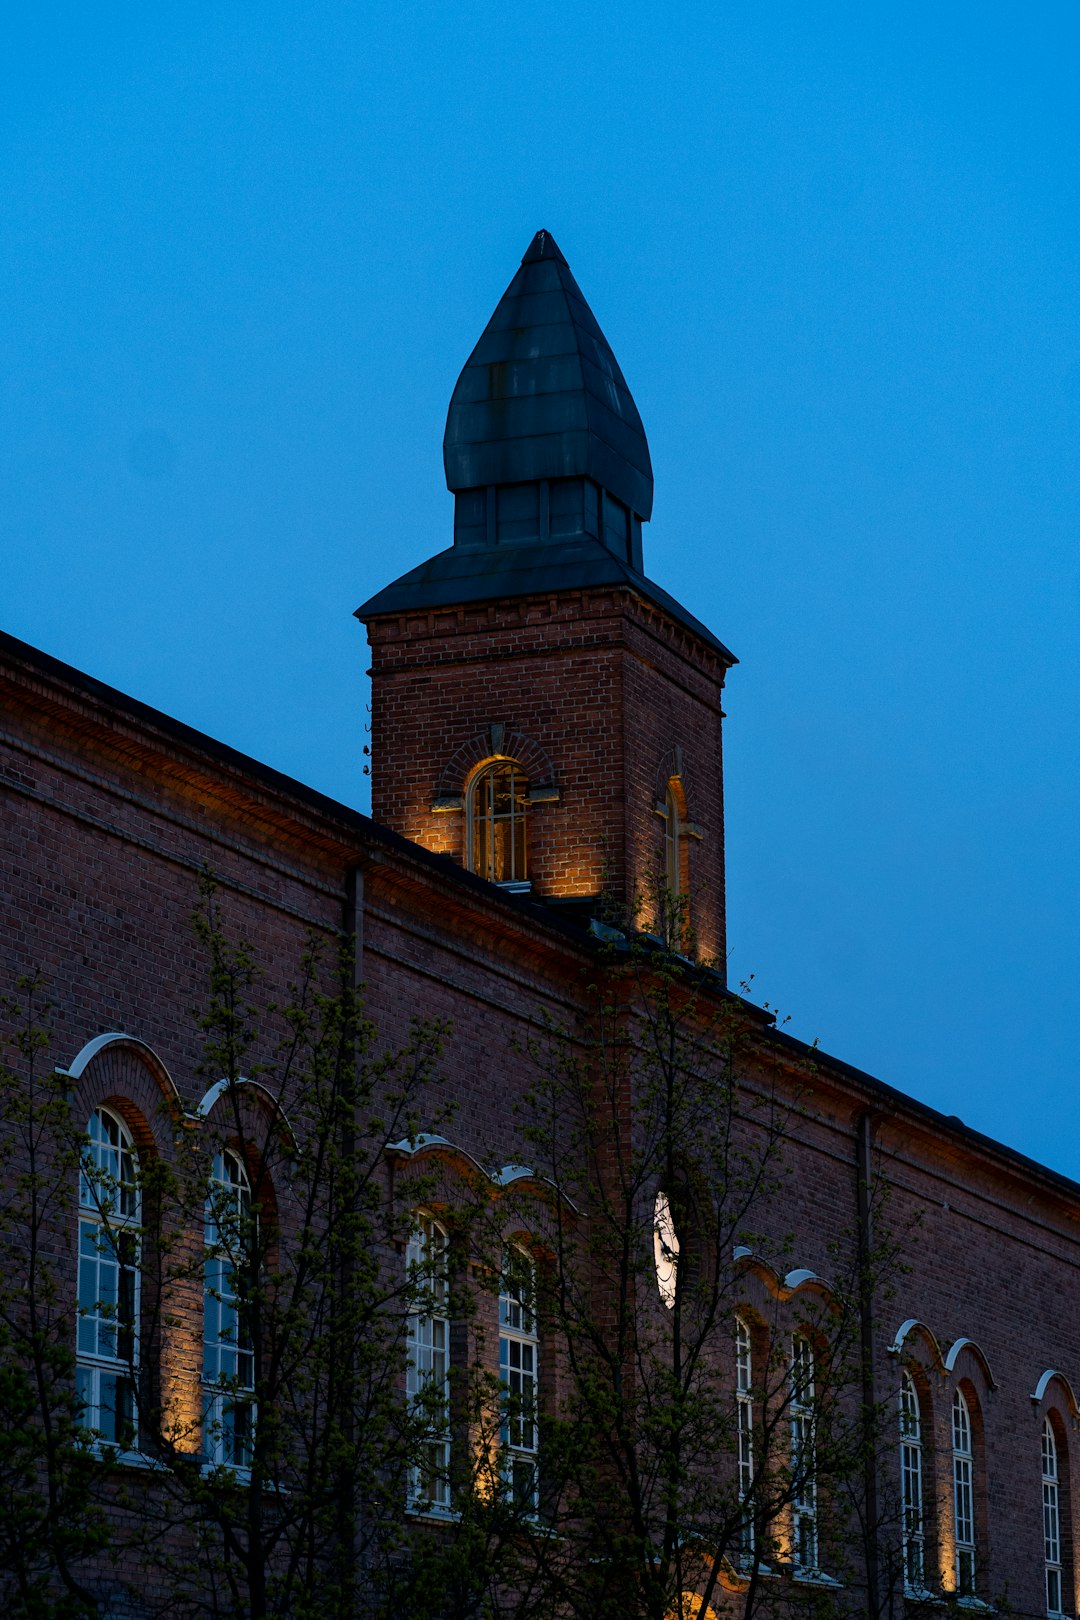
left=364, top=584, right=731, bottom=967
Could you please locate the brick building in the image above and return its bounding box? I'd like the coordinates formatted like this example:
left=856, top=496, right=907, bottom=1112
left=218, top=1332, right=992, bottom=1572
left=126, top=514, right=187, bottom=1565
left=1, top=231, right=1078, bottom=1619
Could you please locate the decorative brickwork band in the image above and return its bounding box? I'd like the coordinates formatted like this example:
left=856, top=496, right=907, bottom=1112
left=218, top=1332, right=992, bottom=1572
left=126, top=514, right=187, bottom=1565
left=433, top=725, right=559, bottom=811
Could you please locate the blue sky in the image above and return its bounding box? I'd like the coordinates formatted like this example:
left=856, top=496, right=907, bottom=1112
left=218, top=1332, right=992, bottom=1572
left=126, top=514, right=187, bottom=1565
left=3, top=5, right=1078, bottom=1174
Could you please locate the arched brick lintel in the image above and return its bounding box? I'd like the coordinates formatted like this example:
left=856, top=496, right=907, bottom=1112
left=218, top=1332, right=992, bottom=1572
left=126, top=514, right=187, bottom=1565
left=60, top=1032, right=182, bottom=1111
left=435, top=726, right=557, bottom=800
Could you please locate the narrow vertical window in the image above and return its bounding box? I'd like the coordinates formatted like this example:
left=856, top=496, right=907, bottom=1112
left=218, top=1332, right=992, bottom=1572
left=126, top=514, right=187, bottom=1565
left=469, top=761, right=528, bottom=884
left=499, top=1248, right=539, bottom=1512
left=653, top=1189, right=680, bottom=1309
left=406, top=1215, right=450, bottom=1511
left=899, top=1373, right=925, bottom=1592
left=664, top=780, right=683, bottom=900
left=735, top=1317, right=755, bottom=1563
left=203, top=1150, right=256, bottom=1469
left=1044, top=1418, right=1063, bottom=1616
left=952, top=1388, right=976, bottom=1596
left=790, top=1334, right=817, bottom=1572
left=77, top=1107, right=140, bottom=1447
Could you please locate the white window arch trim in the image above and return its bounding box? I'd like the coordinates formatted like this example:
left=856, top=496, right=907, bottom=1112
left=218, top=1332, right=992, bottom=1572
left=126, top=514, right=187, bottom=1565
left=77, top=1105, right=141, bottom=1447
left=203, top=1148, right=256, bottom=1471
left=500, top=1244, right=539, bottom=1512
left=406, top=1213, right=451, bottom=1512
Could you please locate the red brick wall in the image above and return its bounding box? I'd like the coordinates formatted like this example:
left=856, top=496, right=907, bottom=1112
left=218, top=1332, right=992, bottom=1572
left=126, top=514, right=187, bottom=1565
left=4, top=640, right=1080, bottom=1618
left=364, top=585, right=731, bottom=967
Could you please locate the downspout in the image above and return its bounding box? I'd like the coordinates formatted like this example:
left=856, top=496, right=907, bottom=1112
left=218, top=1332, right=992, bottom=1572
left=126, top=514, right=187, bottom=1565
left=856, top=1109, right=882, bottom=1617
left=337, top=861, right=365, bottom=1600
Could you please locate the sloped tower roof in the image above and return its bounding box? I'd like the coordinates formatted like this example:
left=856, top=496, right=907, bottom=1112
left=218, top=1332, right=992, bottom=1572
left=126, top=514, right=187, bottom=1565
left=442, top=229, right=653, bottom=520
left=356, top=231, right=734, bottom=662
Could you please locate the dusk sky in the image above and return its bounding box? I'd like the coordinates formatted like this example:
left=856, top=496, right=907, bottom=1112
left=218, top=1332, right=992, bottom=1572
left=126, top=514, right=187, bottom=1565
left=3, top=6, right=1078, bottom=1175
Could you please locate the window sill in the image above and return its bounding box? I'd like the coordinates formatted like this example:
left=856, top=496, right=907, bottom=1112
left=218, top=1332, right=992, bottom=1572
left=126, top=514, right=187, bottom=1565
left=405, top=1502, right=458, bottom=1523
left=792, top=1567, right=843, bottom=1589
left=82, top=1442, right=166, bottom=1472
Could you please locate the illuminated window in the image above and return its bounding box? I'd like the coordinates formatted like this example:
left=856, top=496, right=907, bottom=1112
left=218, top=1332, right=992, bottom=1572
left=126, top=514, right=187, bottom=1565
left=899, top=1373, right=925, bottom=1591
left=952, top=1388, right=976, bottom=1596
left=1044, top=1418, right=1064, bottom=1616
left=499, top=1248, right=539, bottom=1512
left=664, top=779, right=684, bottom=899
left=735, top=1317, right=755, bottom=1562
left=653, top=1189, right=680, bottom=1309
left=406, top=1215, right=450, bottom=1511
left=790, top=1335, right=817, bottom=1573
left=469, top=761, right=528, bottom=885
left=77, top=1106, right=140, bottom=1447
left=203, top=1150, right=255, bottom=1470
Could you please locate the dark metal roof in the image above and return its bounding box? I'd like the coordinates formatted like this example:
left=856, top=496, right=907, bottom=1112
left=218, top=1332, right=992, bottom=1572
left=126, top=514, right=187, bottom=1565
left=354, top=537, right=737, bottom=664
left=442, top=230, right=654, bottom=520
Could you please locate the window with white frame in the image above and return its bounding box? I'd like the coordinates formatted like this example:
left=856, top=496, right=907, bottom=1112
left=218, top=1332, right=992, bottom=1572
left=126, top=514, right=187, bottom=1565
left=406, top=1214, right=450, bottom=1511
left=203, top=1149, right=256, bottom=1469
left=790, top=1334, right=817, bottom=1573
left=1043, top=1417, right=1064, bottom=1616
left=735, top=1317, right=755, bottom=1562
left=899, top=1373, right=925, bottom=1592
left=499, top=1247, right=539, bottom=1512
left=77, top=1106, right=140, bottom=1447
left=952, top=1388, right=976, bottom=1596
left=468, top=761, right=529, bottom=885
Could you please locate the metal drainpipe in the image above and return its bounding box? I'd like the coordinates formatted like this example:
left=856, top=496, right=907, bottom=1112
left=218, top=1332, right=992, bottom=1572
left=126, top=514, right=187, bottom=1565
left=857, top=1108, right=882, bottom=1617
left=338, top=861, right=365, bottom=1598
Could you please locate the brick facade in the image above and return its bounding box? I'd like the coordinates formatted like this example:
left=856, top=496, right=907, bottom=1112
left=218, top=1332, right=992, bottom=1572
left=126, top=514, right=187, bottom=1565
left=365, top=585, right=730, bottom=964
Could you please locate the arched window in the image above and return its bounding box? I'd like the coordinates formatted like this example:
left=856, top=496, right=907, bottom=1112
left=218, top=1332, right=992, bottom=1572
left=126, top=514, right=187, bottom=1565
left=735, top=1317, right=755, bottom=1563
left=664, top=778, right=685, bottom=900
left=790, top=1334, right=817, bottom=1572
left=952, top=1388, right=976, bottom=1596
left=899, top=1373, right=925, bottom=1592
left=406, top=1214, right=450, bottom=1511
left=468, top=761, right=528, bottom=885
left=1044, top=1418, right=1064, bottom=1616
left=653, top=1189, right=680, bottom=1310
left=203, top=1150, right=255, bottom=1469
left=77, top=1106, right=140, bottom=1447
left=499, top=1246, right=539, bottom=1511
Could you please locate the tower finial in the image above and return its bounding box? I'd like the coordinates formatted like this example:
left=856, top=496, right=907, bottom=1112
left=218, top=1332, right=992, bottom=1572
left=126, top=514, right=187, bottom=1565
left=521, top=229, right=567, bottom=265
left=442, top=230, right=653, bottom=523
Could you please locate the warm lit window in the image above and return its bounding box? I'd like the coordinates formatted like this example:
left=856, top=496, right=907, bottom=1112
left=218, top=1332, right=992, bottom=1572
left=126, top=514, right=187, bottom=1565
left=664, top=779, right=684, bottom=900
left=790, top=1335, right=817, bottom=1573
left=735, top=1317, right=755, bottom=1562
left=469, top=761, right=528, bottom=885
left=653, top=1189, right=680, bottom=1309
left=499, top=1247, right=539, bottom=1512
left=952, top=1388, right=976, bottom=1596
left=406, top=1215, right=450, bottom=1511
left=77, top=1106, right=140, bottom=1447
left=899, top=1373, right=925, bottom=1592
left=203, top=1149, right=256, bottom=1470
left=1044, top=1418, right=1064, bottom=1616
